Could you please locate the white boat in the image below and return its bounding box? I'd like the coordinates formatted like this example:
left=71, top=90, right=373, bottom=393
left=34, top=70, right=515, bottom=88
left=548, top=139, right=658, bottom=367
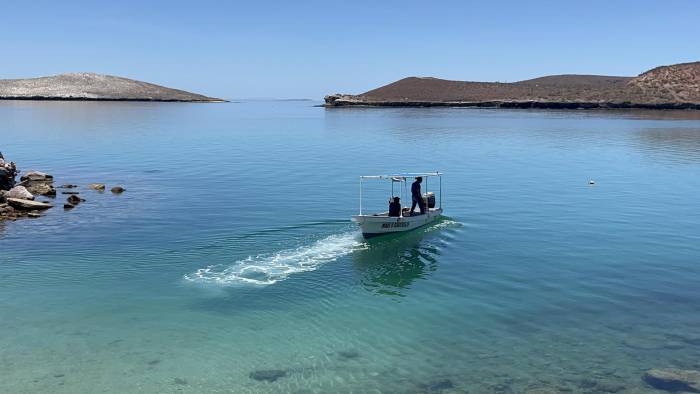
left=352, top=172, right=443, bottom=238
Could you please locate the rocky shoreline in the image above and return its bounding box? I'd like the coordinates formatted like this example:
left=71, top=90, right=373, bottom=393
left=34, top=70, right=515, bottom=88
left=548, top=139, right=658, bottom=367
left=324, top=94, right=700, bottom=110
left=0, top=152, right=124, bottom=222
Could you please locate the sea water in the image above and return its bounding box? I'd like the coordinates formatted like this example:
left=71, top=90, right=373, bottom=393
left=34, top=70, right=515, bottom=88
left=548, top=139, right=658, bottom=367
left=1, top=101, right=700, bottom=393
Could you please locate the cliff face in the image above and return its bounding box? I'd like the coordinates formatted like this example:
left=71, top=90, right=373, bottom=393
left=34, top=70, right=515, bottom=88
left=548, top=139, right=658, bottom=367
left=325, top=62, right=700, bottom=109
left=0, top=73, right=224, bottom=102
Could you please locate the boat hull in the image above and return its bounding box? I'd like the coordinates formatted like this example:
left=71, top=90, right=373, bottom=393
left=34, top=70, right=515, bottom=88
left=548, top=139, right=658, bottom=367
left=352, top=208, right=442, bottom=238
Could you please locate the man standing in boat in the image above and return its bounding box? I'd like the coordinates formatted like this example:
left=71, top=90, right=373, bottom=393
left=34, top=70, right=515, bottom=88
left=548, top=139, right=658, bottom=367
left=410, top=176, right=426, bottom=215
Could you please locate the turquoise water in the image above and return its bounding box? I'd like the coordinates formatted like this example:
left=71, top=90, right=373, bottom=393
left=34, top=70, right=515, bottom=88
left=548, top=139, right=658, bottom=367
left=2, top=101, right=700, bottom=393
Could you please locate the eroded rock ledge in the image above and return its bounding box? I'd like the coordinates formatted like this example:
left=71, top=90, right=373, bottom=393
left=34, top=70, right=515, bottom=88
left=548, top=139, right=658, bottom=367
left=324, top=94, right=700, bottom=110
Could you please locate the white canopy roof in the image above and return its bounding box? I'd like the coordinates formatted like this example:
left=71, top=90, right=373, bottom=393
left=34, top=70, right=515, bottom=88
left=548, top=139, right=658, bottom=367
left=360, top=172, right=442, bottom=180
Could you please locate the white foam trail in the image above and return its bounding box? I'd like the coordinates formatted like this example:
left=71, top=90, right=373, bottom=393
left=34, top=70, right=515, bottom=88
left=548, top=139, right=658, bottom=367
left=184, top=232, right=365, bottom=286
left=428, top=219, right=463, bottom=230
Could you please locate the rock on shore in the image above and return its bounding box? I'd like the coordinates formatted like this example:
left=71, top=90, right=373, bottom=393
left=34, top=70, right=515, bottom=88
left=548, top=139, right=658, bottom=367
left=1, top=159, right=56, bottom=220
left=6, top=186, right=34, bottom=200
left=0, top=73, right=225, bottom=102
left=0, top=154, right=67, bottom=221
left=7, top=198, right=52, bottom=210
left=21, top=171, right=56, bottom=197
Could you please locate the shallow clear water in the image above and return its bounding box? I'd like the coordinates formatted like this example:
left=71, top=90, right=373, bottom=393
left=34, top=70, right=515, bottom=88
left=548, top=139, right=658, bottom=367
left=2, top=101, right=700, bottom=393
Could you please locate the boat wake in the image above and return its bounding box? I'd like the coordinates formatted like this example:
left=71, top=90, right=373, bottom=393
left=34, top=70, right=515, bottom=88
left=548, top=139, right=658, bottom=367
left=427, top=218, right=462, bottom=230
left=184, top=232, right=366, bottom=286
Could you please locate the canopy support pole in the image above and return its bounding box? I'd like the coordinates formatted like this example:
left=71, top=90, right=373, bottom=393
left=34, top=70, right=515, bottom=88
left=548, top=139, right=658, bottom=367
left=359, top=177, right=363, bottom=215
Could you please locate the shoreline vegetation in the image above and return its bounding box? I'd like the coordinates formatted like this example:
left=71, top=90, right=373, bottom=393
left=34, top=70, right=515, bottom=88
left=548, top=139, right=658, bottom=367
left=324, top=61, right=700, bottom=110
left=0, top=73, right=225, bottom=102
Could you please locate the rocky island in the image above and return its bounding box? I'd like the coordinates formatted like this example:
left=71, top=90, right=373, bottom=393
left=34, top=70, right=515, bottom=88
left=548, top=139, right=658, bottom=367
left=325, top=61, right=700, bottom=110
left=0, top=72, right=224, bottom=102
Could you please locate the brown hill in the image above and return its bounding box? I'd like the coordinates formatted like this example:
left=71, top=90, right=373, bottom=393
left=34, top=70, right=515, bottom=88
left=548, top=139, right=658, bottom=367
left=325, top=62, right=700, bottom=109
left=627, top=62, right=700, bottom=103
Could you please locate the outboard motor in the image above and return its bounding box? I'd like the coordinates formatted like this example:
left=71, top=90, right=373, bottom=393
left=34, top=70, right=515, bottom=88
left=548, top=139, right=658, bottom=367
left=425, top=192, right=436, bottom=209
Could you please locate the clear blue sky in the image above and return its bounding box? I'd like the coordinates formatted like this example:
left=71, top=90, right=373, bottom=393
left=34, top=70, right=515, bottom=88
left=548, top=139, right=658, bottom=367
left=1, top=1, right=698, bottom=99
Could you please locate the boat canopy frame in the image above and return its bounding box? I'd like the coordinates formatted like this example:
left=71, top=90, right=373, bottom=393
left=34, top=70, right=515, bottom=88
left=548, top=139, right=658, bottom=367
left=358, top=172, right=443, bottom=215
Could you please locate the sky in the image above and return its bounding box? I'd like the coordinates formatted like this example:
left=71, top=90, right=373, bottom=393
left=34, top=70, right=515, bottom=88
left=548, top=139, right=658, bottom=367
left=1, top=1, right=698, bottom=99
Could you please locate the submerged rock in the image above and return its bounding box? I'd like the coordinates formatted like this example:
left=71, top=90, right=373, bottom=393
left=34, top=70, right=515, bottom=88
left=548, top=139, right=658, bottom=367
left=59, top=184, right=78, bottom=189
left=577, top=378, right=625, bottom=393
left=66, top=195, right=83, bottom=205
left=337, top=350, right=360, bottom=360
left=63, top=203, right=75, bottom=210
left=88, top=183, right=106, bottom=191
left=524, top=386, right=563, bottom=394
left=249, top=369, right=288, bottom=382
left=596, top=381, right=625, bottom=393
left=664, top=332, right=700, bottom=347
left=643, top=368, right=700, bottom=392
left=110, top=186, right=125, bottom=194
left=418, top=379, right=455, bottom=393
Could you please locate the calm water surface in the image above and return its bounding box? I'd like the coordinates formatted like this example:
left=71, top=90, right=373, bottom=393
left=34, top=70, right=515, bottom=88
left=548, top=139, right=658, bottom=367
left=1, top=101, right=700, bottom=393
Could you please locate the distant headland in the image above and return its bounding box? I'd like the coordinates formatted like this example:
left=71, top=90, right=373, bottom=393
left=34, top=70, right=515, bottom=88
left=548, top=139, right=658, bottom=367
left=325, top=61, right=700, bottom=110
left=0, top=73, right=225, bottom=102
